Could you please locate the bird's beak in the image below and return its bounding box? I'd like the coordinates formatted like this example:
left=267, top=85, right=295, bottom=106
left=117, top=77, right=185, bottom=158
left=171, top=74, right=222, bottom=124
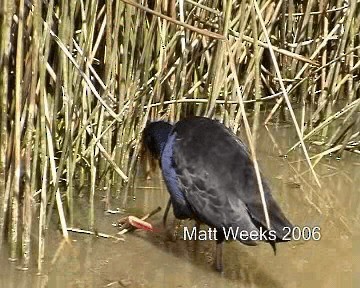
left=141, top=144, right=158, bottom=180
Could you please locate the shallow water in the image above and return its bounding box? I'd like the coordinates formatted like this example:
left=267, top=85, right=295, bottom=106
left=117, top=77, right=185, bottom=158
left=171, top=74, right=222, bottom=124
left=1, top=124, right=359, bottom=287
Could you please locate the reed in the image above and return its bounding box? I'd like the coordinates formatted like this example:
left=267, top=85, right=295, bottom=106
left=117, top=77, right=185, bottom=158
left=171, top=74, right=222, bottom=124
left=0, top=0, right=358, bottom=270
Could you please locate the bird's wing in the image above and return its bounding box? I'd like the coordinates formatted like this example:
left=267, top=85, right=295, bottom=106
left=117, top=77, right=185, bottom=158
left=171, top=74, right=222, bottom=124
left=171, top=120, right=259, bottom=244
left=172, top=117, right=292, bottom=241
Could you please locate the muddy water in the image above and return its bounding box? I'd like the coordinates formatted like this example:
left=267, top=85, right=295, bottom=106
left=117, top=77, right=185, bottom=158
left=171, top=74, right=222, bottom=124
left=1, top=125, right=359, bottom=288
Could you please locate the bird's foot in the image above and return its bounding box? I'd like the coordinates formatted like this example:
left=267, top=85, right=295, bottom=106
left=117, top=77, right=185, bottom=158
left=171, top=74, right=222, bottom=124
left=165, top=219, right=183, bottom=242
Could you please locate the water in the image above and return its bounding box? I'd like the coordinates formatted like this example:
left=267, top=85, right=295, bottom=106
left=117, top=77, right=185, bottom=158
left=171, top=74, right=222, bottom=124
left=0, top=124, right=359, bottom=287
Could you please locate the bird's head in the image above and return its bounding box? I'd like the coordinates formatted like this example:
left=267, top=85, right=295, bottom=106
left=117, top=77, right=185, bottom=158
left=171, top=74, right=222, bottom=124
left=142, top=120, right=173, bottom=159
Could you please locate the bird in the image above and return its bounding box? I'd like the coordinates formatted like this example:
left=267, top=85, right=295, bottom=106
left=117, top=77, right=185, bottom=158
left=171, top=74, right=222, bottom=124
left=143, top=116, right=293, bottom=271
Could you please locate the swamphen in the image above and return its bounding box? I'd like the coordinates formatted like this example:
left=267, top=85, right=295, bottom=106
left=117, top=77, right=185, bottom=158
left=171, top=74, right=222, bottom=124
left=143, top=116, right=293, bottom=271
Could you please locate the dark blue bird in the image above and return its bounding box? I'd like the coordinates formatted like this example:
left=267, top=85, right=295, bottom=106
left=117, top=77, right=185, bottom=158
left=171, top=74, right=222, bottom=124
left=143, top=116, right=293, bottom=271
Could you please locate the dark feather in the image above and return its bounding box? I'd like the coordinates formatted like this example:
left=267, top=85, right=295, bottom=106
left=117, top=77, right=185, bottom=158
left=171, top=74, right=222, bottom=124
left=171, top=117, right=292, bottom=242
left=143, top=116, right=293, bottom=268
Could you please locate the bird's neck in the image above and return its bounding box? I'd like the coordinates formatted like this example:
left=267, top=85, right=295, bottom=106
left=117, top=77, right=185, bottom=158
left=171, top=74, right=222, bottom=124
left=145, top=121, right=173, bottom=158
left=153, top=127, right=172, bottom=156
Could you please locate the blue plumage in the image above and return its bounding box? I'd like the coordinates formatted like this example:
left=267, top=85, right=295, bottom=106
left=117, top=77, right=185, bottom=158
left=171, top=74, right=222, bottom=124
left=161, top=133, right=193, bottom=219
left=143, top=116, right=293, bottom=271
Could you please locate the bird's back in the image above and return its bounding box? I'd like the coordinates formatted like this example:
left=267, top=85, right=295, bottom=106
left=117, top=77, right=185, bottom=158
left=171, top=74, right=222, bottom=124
left=171, top=117, right=292, bottom=241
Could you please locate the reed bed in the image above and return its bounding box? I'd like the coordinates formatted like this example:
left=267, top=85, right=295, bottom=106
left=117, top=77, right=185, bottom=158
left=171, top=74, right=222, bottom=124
left=0, top=0, right=359, bottom=271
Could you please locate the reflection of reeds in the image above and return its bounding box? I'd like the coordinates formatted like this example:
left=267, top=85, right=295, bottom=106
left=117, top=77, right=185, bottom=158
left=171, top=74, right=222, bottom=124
left=0, top=0, right=359, bottom=270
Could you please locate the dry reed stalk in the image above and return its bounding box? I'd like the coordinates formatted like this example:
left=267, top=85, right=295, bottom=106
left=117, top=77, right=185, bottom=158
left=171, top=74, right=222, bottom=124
left=228, top=42, right=271, bottom=230
left=0, top=0, right=14, bottom=249
left=20, top=0, right=41, bottom=268
left=250, top=2, right=261, bottom=142
left=0, top=0, right=359, bottom=269
left=9, top=0, right=25, bottom=261
left=252, top=0, right=321, bottom=187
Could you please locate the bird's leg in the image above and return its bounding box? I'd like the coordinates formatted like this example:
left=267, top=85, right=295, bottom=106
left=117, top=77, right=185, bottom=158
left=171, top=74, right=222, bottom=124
left=171, top=219, right=184, bottom=241
left=195, top=221, right=200, bottom=231
left=162, top=199, right=183, bottom=241
left=165, top=218, right=184, bottom=242
left=215, top=241, right=224, bottom=272
left=163, top=198, right=171, bottom=227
